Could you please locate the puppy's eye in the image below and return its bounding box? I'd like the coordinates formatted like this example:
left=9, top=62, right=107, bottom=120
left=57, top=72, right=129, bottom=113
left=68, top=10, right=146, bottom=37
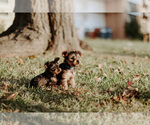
left=51, top=67, right=56, bottom=71
left=70, top=57, right=74, bottom=61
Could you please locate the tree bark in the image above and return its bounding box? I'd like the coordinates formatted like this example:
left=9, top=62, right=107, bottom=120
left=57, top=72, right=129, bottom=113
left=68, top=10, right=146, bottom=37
left=48, top=0, right=80, bottom=54
left=0, top=0, right=80, bottom=57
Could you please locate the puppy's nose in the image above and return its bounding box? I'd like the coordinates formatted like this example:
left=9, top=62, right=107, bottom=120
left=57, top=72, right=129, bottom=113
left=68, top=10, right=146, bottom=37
left=77, top=60, right=80, bottom=64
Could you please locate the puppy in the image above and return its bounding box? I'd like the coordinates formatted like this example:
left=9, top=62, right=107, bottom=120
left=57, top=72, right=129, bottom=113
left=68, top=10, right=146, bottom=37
left=30, top=57, right=61, bottom=88
left=57, top=51, right=82, bottom=90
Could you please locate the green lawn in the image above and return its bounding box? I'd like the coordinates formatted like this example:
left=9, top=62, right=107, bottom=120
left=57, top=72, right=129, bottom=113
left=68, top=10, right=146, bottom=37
left=0, top=38, right=150, bottom=112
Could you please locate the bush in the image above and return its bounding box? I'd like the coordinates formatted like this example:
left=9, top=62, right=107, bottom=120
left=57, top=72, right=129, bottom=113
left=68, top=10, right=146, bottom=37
left=125, top=19, right=142, bottom=40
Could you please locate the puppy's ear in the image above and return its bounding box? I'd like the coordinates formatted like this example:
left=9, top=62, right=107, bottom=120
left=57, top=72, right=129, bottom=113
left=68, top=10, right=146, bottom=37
left=54, top=57, right=60, bottom=62
left=44, top=61, right=50, bottom=68
left=62, top=51, right=68, bottom=58
left=77, top=51, right=82, bottom=56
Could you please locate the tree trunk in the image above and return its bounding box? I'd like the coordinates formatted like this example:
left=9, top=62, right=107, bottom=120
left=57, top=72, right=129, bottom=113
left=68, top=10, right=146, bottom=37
left=0, top=0, right=80, bottom=57
left=48, top=0, right=80, bottom=54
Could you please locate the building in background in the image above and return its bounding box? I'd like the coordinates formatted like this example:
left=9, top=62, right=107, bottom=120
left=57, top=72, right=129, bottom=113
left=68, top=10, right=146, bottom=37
left=0, top=0, right=15, bottom=32
left=0, top=0, right=149, bottom=41
left=74, top=0, right=142, bottom=40
left=73, top=0, right=106, bottom=39
left=105, top=0, right=128, bottom=39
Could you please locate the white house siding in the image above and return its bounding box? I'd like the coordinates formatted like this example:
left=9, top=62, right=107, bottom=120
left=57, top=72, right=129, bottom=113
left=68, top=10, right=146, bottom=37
left=84, top=14, right=105, bottom=31
left=86, top=0, right=105, bottom=13
left=73, top=0, right=106, bottom=39
left=0, top=0, right=15, bottom=30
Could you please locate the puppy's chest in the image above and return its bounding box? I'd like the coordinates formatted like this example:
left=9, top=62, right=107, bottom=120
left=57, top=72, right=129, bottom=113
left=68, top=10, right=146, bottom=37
left=63, top=69, right=75, bottom=78
left=50, top=76, right=57, bottom=83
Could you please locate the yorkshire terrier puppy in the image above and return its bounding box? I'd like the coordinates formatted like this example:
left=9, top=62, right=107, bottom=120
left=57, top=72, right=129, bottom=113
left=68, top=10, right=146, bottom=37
left=57, top=51, right=82, bottom=90
left=30, top=57, right=61, bottom=88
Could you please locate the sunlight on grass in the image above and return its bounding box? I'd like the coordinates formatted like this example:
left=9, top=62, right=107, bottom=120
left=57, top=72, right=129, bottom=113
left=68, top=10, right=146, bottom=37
left=0, top=39, right=150, bottom=112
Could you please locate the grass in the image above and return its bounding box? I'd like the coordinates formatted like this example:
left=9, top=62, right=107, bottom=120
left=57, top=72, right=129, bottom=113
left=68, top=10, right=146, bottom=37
left=0, top=38, right=150, bottom=112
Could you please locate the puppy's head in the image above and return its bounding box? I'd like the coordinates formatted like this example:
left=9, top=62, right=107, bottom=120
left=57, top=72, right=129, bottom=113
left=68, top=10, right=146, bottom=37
left=62, top=51, right=82, bottom=67
left=45, top=57, right=61, bottom=74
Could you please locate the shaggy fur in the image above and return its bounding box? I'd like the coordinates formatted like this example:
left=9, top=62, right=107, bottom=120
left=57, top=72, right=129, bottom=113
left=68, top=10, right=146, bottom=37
left=57, top=51, right=81, bottom=90
left=30, top=57, right=61, bottom=88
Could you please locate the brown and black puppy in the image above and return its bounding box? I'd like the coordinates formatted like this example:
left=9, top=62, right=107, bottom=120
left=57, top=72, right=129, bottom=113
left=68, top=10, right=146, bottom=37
left=30, top=57, right=61, bottom=88
left=57, top=51, right=82, bottom=90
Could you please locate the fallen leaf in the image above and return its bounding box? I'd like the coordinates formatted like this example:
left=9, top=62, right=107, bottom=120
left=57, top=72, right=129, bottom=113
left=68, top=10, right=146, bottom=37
left=110, top=65, right=114, bottom=72
left=4, top=105, right=9, bottom=109
left=9, top=67, right=13, bottom=71
left=122, top=87, right=140, bottom=99
left=6, top=92, right=19, bottom=100
left=2, top=81, right=10, bottom=90
left=103, top=73, right=107, bottom=78
left=77, top=97, right=83, bottom=101
left=133, top=75, right=141, bottom=82
left=127, top=81, right=134, bottom=87
left=78, top=70, right=82, bottom=73
left=114, top=69, right=119, bottom=74
left=74, top=91, right=80, bottom=96
left=14, top=109, right=20, bottom=113
left=113, top=95, right=121, bottom=102
left=30, top=71, right=37, bottom=74
left=100, top=101, right=107, bottom=106
left=110, top=87, right=114, bottom=92
left=29, top=55, right=36, bottom=59
left=120, top=60, right=124, bottom=63
left=122, top=89, right=130, bottom=97
left=94, top=76, right=102, bottom=82
left=18, top=58, right=24, bottom=64
left=119, top=98, right=127, bottom=104
left=98, top=64, right=103, bottom=69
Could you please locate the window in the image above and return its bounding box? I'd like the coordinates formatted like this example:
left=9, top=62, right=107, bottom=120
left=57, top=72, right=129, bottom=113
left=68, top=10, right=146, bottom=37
left=0, top=0, right=8, bottom=3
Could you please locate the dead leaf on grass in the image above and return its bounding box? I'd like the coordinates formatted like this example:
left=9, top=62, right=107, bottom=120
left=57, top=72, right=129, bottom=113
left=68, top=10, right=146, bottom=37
left=133, top=74, right=141, bottom=82
left=122, top=87, right=140, bottom=99
left=110, top=65, right=114, bottom=72
left=2, top=81, right=10, bottom=91
left=9, top=66, right=13, bottom=71
left=29, top=55, right=36, bottom=59
left=113, top=95, right=121, bottom=102
left=110, top=87, right=114, bottom=92
left=94, top=76, right=102, bottom=82
left=18, top=58, right=24, bottom=65
left=120, top=60, right=124, bottom=63
left=114, top=69, right=119, bottom=74
left=6, top=92, right=20, bottom=100
left=127, top=81, right=134, bottom=87
left=98, top=64, right=103, bottom=69
left=14, top=109, right=20, bottom=113
left=103, top=73, right=108, bottom=78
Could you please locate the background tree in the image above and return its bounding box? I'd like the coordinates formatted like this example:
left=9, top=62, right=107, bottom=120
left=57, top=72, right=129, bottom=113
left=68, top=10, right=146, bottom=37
left=125, top=19, right=142, bottom=40
left=0, top=0, right=80, bottom=57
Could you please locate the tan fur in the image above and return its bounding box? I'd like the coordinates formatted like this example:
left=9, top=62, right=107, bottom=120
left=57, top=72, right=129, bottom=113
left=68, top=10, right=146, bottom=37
left=57, top=51, right=81, bottom=90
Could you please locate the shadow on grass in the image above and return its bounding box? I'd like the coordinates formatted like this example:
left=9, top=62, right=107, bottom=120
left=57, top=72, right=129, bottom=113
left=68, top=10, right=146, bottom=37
left=0, top=76, right=78, bottom=112
left=140, top=91, right=150, bottom=101
left=0, top=76, right=31, bottom=88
